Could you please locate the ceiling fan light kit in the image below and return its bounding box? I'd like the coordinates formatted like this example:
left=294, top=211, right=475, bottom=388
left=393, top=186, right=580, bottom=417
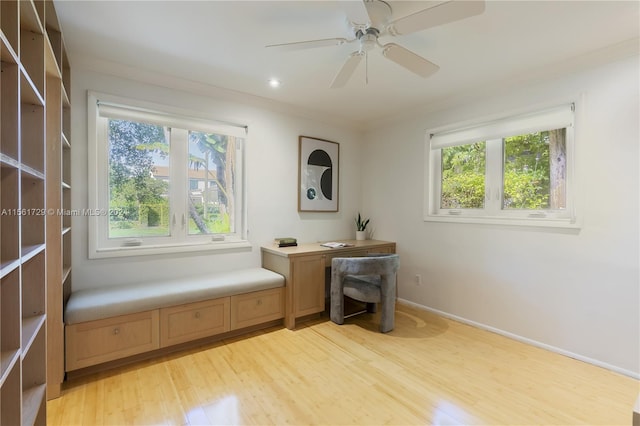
left=266, top=0, right=485, bottom=88
left=356, top=28, right=380, bottom=52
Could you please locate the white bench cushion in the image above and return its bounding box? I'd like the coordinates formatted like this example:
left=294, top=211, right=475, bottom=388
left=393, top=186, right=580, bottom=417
left=65, top=268, right=284, bottom=324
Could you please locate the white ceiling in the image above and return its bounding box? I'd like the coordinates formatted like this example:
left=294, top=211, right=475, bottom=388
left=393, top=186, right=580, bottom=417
left=54, top=1, right=639, bottom=127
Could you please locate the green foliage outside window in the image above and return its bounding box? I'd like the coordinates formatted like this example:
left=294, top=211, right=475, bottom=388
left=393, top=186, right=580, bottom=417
left=441, top=142, right=486, bottom=209
left=503, top=132, right=551, bottom=209
left=188, top=131, right=235, bottom=235
left=441, top=129, right=566, bottom=211
left=107, top=119, right=236, bottom=238
left=108, top=119, right=170, bottom=237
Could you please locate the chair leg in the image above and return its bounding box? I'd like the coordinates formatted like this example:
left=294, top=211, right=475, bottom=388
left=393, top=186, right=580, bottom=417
left=330, top=281, right=345, bottom=325
left=379, top=300, right=394, bottom=333
left=380, top=278, right=396, bottom=333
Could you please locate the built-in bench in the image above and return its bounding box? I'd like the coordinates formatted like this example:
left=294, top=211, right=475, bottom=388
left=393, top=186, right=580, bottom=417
left=64, top=268, right=285, bottom=372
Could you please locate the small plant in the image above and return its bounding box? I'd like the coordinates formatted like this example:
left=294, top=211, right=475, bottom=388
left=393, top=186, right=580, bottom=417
left=355, top=213, right=370, bottom=231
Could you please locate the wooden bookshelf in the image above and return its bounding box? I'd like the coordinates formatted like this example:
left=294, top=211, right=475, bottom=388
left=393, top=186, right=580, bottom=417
left=43, top=0, right=71, bottom=401
left=0, top=7, right=21, bottom=426
left=0, top=0, right=72, bottom=421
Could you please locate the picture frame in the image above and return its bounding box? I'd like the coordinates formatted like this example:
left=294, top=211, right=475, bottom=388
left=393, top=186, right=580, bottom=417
left=298, top=136, right=339, bottom=212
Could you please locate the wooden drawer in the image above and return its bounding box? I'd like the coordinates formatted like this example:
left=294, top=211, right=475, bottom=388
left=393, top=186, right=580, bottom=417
left=65, top=310, right=159, bottom=371
left=159, top=297, right=230, bottom=347
left=230, top=288, right=284, bottom=330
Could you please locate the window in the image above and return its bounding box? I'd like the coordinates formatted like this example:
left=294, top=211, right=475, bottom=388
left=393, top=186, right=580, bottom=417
left=88, top=92, right=248, bottom=258
left=425, top=103, right=577, bottom=228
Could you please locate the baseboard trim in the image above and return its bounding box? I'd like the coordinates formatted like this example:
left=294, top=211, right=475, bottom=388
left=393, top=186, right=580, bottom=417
left=397, top=298, right=640, bottom=380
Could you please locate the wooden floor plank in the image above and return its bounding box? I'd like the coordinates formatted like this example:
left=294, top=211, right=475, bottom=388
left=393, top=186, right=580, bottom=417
left=48, top=303, right=638, bottom=425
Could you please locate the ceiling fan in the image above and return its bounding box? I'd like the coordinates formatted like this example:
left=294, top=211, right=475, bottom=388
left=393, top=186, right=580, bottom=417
left=266, top=0, right=485, bottom=88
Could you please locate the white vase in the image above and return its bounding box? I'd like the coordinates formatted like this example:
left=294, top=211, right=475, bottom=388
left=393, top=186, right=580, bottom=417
left=356, top=230, right=366, bottom=241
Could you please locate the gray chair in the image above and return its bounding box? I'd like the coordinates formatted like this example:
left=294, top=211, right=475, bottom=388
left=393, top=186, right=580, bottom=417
left=330, top=254, right=400, bottom=333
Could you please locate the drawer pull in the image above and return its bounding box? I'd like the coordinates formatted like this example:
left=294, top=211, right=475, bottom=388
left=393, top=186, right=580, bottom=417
left=256, top=299, right=262, bottom=306
left=113, top=327, right=120, bottom=335
left=194, top=312, right=201, bottom=319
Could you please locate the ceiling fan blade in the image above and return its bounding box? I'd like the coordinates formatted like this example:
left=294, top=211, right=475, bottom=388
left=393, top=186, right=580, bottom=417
left=362, top=0, right=392, bottom=29
left=266, top=37, right=351, bottom=51
left=382, top=43, right=439, bottom=78
left=389, top=1, right=485, bottom=36
left=330, top=52, right=364, bottom=88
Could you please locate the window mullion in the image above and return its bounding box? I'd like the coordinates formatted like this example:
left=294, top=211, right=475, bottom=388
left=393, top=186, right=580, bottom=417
left=170, top=128, right=189, bottom=241
left=431, top=149, right=443, bottom=213
left=95, top=117, right=110, bottom=247
left=485, top=138, right=503, bottom=215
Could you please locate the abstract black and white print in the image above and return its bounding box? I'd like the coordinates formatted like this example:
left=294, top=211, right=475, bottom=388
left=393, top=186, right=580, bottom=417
left=298, top=136, right=339, bottom=212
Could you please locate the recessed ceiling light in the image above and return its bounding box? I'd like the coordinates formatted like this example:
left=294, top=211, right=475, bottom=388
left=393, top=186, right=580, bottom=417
left=268, top=78, right=281, bottom=88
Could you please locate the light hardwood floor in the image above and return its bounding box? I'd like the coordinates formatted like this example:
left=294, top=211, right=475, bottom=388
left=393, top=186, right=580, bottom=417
left=47, top=303, right=639, bottom=425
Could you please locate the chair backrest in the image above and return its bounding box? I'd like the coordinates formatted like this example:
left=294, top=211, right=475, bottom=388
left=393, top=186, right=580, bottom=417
left=331, top=254, right=400, bottom=277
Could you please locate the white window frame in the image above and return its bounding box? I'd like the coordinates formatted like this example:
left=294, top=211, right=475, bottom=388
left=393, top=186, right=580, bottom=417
left=424, top=100, right=581, bottom=229
left=87, top=91, right=250, bottom=258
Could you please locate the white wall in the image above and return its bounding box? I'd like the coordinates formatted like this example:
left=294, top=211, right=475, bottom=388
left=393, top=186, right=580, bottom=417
left=70, top=53, right=638, bottom=377
left=362, top=55, right=639, bottom=377
left=71, top=65, right=363, bottom=290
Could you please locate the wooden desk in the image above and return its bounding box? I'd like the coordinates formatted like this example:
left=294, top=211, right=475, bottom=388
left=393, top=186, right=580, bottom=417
left=261, top=240, right=396, bottom=329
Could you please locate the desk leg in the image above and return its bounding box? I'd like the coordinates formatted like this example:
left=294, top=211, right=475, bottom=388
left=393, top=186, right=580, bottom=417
left=285, top=280, right=295, bottom=329
left=262, top=252, right=296, bottom=329
left=285, top=314, right=295, bottom=330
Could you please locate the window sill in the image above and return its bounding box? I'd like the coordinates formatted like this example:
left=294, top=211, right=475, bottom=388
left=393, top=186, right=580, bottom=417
left=424, top=214, right=581, bottom=231
left=89, top=239, right=252, bottom=259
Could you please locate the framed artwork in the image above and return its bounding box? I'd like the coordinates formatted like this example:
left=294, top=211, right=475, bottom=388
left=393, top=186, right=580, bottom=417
left=298, top=136, right=339, bottom=212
